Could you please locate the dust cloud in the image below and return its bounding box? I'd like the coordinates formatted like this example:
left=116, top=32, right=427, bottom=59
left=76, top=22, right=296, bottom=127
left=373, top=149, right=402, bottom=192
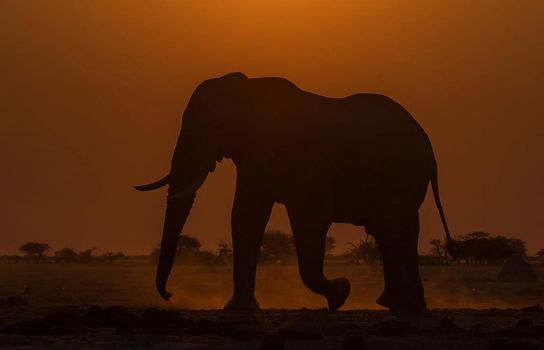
left=2, top=262, right=536, bottom=311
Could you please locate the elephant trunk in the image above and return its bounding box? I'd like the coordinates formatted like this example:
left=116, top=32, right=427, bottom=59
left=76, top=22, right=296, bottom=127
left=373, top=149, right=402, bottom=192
left=154, top=121, right=216, bottom=300
left=156, top=192, right=196, bottom=300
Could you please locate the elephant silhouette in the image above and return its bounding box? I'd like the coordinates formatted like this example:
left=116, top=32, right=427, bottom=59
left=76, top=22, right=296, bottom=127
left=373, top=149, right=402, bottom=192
left=136, top=72, right=456, bottom=312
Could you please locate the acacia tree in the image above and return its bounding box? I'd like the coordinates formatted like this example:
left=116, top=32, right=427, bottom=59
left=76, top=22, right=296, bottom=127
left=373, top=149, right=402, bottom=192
left=325, top=236, right=336, bottom=256
left=429, top=239, right=448, bottom=264
left=19, top=242, right=50, bottom=263
left=151, top=234, right=214, bottom=265
left=216, top=241, right=233, bottom=265
left=345, top=236, right=380, bottom=265
left=507, top=238, right=526, bottom=256
left=177, top=234, right=202, bottom=261
left=54, top=248, right=78, bottom=263
left=101, top=251, right=125, bottom=264
left=261, top=230, right=295, bottom=264
left=78, top=249, right=95, bottom=263
left=454, top=232, right=527, bottom=264
left=463, top=231, right=491, bottom=240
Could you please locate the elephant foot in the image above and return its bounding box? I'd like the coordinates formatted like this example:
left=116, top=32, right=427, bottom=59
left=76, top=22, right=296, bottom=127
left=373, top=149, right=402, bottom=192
left=326, top=278, right=351, bottom=311
left=223, top=294, right=260, bottom=312
left=376, top=289, right=426, bottom=313
left=376, top=290, right=393, bottom=309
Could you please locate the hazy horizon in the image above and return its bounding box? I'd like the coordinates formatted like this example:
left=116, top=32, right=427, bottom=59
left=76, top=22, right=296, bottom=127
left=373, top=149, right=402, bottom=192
left=1, top=1, right=543, bottom=255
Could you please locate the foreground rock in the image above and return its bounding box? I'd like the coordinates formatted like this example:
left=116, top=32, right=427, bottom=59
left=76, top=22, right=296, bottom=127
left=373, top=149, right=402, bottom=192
left=488, top=338, right=538, bottom=350
left=2, top=307, right=544, bottom=349
left=342, top=335, right=367, bottom=350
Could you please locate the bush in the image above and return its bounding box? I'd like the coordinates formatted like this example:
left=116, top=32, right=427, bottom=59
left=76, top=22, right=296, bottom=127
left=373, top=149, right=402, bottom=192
left=19, top=242, right=50, bottom=263
left=344, top=236, right=380, bottom=265
left=431, top=232, right=527, bottom=265
left=54, top=248, right=78, bottom=263
left=260, top=230, right=295, bottom=265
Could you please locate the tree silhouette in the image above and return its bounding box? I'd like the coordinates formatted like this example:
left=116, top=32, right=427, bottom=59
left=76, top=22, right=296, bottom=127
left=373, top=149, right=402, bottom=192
left=345, top=236, right=380, bottom=265
left=261, top=230, right=295, bottom=264
left=325, top=236, right=336, bottom=255
left=216, top=240, right=232, bottom=264
left=454, top=232, right=526, bottom=264
left=78, top=249, right=95, bottom=263
left=429, top=239, right=448, bottom=264
left=54, top=248, right=77, bottom=263
left=507, top=238, right=526, bottom=256
left=194, top=250, right=216, bottom=265
left=177, top=234, right=202, bottom=260
left=176, top=234, right=205, bottom=263
left=463, top=231, right=491, bottom=240
left=151, top=235, right=215, bottom=265
left=19, top=242, right=50, bottom=263
left=101, top=251, right=125, bottom=264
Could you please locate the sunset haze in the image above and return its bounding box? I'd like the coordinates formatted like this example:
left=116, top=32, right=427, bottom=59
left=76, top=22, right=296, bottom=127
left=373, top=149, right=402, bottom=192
left=1, top=0, right=543, bottom=256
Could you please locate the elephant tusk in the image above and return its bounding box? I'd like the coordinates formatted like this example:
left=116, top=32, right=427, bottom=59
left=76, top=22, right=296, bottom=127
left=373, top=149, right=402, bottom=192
left=167, top=172, right=208, bottom=203
left=134, top=174, right=170, bottom=191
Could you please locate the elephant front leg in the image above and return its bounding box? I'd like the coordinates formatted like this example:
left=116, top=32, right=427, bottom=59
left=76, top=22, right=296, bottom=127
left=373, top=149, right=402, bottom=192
left=224, top=176, right=273, bottom=311
left=287, top=204, right=351, bottom=311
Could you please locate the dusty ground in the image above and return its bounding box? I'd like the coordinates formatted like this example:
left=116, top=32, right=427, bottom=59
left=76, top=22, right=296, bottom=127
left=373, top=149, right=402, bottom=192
left=1, top=262, right=544, bottom=349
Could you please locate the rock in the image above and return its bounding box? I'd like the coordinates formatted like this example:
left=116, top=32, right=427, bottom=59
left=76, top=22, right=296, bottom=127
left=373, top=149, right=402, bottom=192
left=278, top=327, right=323, bottom=340
left=472, top=323, right=489, bottom=329
left=187, top=318, right=221, bottom=335
left=0, top=295, right=29, bottom=307
left=437, top=317, right=463, bottom=333
left=498, top=255, right=537, bottom=282
left=488, top=338, right=538, bottom=350
left=467, top=328, right=487, bottom=337
left=221, top=324, right=256, bottom=341
left=84, top=305, right=137, bottom=329
left=514, top=288, right=544, bottom=296
left=342, top=335, right=367, bottom=350
left=139, top=308, right=190, bottom=333
left=516, top=318, right=533, bottom=328
left=11, top=306, right=141, bottom=334
left=261, top=333, right=285, bottom=350
left=368, top=320, right=415, bottom=336
left=342, top=322, right=362, bottom=331
left=0, top=318, right=86, bottom=335
left=498, top=324, right=544, bottom=337
left=521, top=305, right=544, bottom=313
left=44, top=309, right=81, bottom=324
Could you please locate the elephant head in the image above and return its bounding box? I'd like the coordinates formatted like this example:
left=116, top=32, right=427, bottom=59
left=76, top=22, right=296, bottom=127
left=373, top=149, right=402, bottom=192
left=135, top=72, right=249, bottom=300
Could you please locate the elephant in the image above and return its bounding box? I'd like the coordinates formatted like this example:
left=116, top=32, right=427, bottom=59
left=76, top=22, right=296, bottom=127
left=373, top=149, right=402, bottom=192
left=135, top=72, right=456, bottom=312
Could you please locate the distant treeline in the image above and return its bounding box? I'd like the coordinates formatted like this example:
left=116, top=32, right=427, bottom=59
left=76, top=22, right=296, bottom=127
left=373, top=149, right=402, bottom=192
left=149, top=230, right=336, bottom=266
left=429, top=231, right=533, bottom=265
left=2, top=230, right=539, bottom=266
left=0, top=243, right=126, bottom=264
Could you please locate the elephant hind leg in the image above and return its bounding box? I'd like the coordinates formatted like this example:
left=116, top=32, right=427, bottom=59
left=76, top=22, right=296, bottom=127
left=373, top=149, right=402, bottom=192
left=368, top=213, right=426, bottom=312
left=287, top=205, right=351, bottom=311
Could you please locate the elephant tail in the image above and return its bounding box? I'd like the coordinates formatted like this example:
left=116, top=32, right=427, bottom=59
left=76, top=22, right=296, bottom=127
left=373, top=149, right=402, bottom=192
left=135, top=174, right=170, bottom=191
left=431, top=169, right=459, bottom=259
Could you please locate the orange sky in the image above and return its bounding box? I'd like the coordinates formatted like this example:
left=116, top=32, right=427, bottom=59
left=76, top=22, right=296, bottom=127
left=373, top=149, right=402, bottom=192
left=1, top=1, right=543, bottom=255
